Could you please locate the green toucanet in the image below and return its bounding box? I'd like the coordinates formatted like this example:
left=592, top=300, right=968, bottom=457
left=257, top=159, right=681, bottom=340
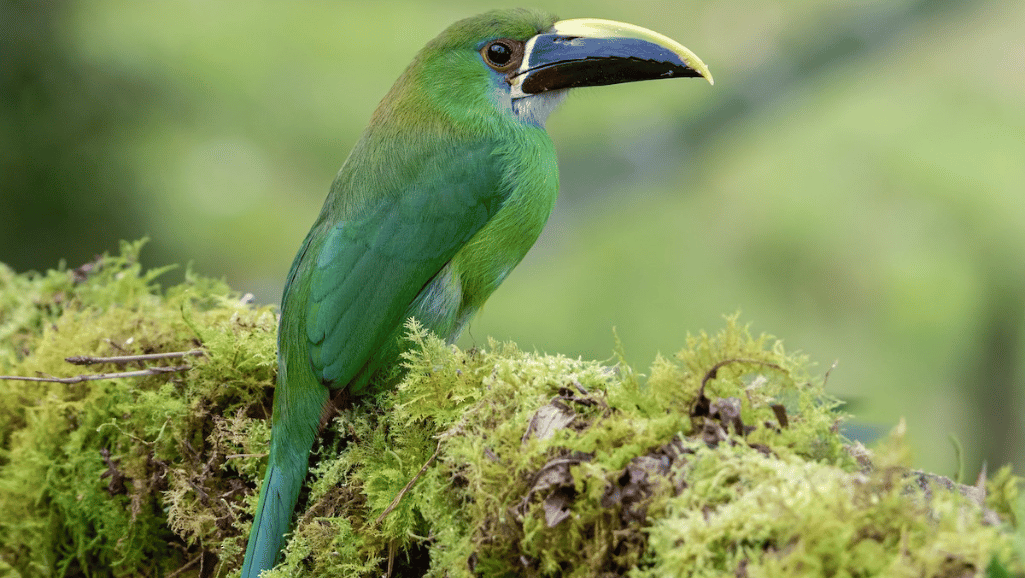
left=241, top=8, right=711, bottom=576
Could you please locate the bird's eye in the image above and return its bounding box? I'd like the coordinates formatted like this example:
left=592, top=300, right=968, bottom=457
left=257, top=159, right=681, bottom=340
left=481, top=39, right=522, bottom=72
left=486, top=42, right=512, bottom=66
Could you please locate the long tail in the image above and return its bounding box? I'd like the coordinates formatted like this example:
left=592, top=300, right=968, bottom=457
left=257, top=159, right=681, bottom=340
left=240, top=457, right=303, bottom=577
left=241, top=379, right=328, bottom=578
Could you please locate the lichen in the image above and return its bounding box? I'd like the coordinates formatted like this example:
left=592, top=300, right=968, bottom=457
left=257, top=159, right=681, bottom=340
left=0, top=242, right=1020, bottom=577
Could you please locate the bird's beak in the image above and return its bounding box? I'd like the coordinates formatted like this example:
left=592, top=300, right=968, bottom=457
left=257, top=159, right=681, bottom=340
left=509, top=18, right=713, bottom=99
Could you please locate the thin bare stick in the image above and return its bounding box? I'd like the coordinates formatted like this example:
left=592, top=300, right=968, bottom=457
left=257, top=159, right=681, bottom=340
left=387, top=539, right=396, bottom=578
left=65, top=349, right=205, bottom=366
left=224, top=453, right=267, bottom=460
left=373, top=441, right=442, bottom=527
left=0, top=364, right=192, bottom=384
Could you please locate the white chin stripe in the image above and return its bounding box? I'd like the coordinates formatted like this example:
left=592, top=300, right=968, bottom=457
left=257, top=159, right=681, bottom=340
left=512, top=90, right=568, bottom=127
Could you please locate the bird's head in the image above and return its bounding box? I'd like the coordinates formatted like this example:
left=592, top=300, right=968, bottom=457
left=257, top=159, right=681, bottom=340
left=375, top=8, right=712, bottom=132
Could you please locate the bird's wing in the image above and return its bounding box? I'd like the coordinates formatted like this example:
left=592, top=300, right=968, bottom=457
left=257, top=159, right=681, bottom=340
left=297, top=142, right=506, bottom=388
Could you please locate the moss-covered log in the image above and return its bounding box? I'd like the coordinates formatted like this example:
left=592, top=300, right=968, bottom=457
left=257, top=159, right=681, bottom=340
left=0, top=241, right=1021, bottom=577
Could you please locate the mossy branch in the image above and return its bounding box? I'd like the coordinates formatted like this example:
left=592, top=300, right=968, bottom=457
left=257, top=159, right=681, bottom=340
left=0, top=241, right=1021, bottom=578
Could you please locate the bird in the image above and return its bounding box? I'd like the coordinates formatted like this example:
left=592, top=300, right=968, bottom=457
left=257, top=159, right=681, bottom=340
left=240, top=8, right=711, bottom=576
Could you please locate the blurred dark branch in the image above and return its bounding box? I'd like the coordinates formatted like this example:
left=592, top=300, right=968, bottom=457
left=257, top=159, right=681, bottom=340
left=965, top=255, right=1025, bottom=474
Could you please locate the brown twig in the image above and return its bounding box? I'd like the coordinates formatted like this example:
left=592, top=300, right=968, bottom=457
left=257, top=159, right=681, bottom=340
left=373, top=440, right=442, bottom=527
left=0, top=365, right=192, bottom=384
left=224, top=453, right=267, bottom=460
left=700, top=358, right=786, bottom=391
left=65, top=349, right=205, bottom=366
left=387, top=539, right=397, bottom=578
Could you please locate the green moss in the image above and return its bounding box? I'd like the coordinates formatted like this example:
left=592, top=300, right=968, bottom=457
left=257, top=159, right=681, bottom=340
left=0, top=243, right=1020, bottom=577
left=642, top=443, right=1009, bottom=577
left=0, top=241, right=277, bottom=576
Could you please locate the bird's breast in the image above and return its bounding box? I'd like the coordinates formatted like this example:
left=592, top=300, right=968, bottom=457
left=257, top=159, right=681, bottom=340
left=403, top=125, right=559, bottom=343
left=449, top=142, right=560, bottom=324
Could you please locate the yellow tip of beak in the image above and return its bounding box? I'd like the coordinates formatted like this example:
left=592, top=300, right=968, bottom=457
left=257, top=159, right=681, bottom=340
left=551, top=18, right=713, bottom=85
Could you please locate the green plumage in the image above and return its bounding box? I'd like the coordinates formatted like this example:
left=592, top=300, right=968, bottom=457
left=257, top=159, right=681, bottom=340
left=242, top=10, right=559, bottom=577
left=241, top=8, right=710, bottom=576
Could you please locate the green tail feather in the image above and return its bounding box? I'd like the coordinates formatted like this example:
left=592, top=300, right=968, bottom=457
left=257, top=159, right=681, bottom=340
left=241, top=376, right=328, bottom=577
left=241, top=461, right=302, bottom=578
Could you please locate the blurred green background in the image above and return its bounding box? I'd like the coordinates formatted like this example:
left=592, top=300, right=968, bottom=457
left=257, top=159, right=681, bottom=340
left=2, top=0, right=1022, bottom=476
